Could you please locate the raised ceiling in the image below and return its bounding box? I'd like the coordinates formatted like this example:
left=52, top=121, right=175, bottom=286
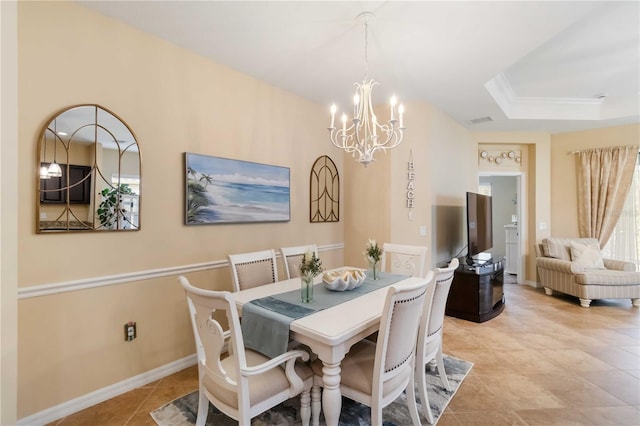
left=77, top=0, right=639, bottom=134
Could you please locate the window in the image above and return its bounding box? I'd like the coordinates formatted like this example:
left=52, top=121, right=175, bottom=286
left=602, top=152, right=639, bottom=267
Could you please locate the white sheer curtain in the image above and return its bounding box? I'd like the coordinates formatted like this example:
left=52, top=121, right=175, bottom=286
left=602, top=152, right=639, bottom=268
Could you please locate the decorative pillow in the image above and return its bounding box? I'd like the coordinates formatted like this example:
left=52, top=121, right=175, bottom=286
left=570, top=241, right=606, bottom=270
left=543, top=238, right=573, bottom=260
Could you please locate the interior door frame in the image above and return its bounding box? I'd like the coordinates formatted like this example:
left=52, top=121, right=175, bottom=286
left=479, top=171, right=526, bottom=283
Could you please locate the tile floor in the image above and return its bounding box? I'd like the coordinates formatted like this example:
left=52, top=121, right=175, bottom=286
left=50, top=279, right=640, bottom=425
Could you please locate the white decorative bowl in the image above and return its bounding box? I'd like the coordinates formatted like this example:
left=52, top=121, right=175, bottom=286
left=322, top=269, right=366, bottom=291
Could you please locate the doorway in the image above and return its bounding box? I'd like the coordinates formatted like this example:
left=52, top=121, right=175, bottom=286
left=479, top=173, right=524, bottom=283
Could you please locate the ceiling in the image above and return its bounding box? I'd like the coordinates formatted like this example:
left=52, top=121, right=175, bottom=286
left=77, top=0, right=639, bottom=134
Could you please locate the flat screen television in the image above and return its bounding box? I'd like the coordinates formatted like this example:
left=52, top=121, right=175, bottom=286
left=466, top=191, right=493, bottom=266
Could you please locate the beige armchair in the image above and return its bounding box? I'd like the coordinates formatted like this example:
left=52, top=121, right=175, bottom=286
left=535, top=237, right=640, bottom=308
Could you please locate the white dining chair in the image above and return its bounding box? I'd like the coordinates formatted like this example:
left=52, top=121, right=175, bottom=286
left=415, top=257, right=459, bottom=423
left=178, top=276, right=315, bottom=426
left=227, top=249, right=278, bottom=292
left=381, top=243, right=428, bottom=278
left=280, top=244, right=319, bottom=279
left=312, top=272, right=436, bottom=425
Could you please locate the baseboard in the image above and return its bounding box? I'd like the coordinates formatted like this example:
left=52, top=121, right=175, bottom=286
left=524, top=279, right=540, bottom=288
left=17, top=354, right=197, bottom=426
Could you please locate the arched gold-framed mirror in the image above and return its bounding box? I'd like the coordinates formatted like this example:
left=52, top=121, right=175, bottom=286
left=36, top=104, right=141, bottom=233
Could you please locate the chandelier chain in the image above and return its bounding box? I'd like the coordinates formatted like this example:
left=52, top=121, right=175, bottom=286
left=364, top=20, right=368, bottom=80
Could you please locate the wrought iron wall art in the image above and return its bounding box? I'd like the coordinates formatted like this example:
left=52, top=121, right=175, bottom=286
left=310, top=155, right=339, bottom=222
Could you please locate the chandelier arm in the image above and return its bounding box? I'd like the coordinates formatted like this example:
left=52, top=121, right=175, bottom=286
left=329, top=124, right=364, bottom=156
left=380, top=127, right=404, bottom=149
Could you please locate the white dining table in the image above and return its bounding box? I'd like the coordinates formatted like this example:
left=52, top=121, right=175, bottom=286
left=234, top=268, right=423, bottom=426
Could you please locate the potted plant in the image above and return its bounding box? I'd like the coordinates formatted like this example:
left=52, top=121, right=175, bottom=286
left=97, top=184, right=134, bottom=229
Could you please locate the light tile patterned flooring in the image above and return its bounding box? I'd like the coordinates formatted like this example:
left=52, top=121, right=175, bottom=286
left=50, top=279, right=639, bottom=425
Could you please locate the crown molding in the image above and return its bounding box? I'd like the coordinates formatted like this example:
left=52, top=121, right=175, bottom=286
left=485, top=72, right=604, bottom=120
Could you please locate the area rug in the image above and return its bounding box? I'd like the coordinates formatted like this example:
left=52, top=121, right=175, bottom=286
left=150, top=355, right=472, bottom=425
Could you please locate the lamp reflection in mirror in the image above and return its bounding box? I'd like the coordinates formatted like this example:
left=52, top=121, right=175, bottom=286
left=328, top=11, right=405, bottom=167
left=39, top=133, right=50, bottom=179
left=46, top=120, right=63, bottom=178
left=46, top=162, right=62, bottom=178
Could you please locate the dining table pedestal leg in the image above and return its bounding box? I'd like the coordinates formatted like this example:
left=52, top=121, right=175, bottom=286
left=322, top=362, right=342, bottom=426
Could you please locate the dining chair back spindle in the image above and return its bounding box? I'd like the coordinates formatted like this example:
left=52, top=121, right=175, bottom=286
left=178, top=276, right=315, bottom=426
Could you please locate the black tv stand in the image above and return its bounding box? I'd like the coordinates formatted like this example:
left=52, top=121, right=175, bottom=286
left=445, top=258, right=505, bottom=323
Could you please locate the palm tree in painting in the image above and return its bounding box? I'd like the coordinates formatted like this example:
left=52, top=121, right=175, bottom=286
left=186, top=181, right=211, bottom=223
left=199, top=173, right=214, bottom=188
left=187, top=166, right=197, bottom=182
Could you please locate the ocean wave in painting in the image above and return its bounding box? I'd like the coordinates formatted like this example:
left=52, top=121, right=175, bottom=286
left=203, top=180, right=290, bottom=222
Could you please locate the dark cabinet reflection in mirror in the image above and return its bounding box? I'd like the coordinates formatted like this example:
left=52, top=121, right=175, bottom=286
left=37, top=104, right=141, bottom=232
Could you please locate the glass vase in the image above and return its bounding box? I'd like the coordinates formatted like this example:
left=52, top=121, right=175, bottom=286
left=369, top=260, right=379, bottom=280
left=301, top=274, right=314, bottom=303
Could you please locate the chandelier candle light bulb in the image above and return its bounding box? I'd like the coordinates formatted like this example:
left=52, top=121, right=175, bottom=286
left=390, top=95, right=397, bottom=120
left=330, top=104, right=336, bottom=128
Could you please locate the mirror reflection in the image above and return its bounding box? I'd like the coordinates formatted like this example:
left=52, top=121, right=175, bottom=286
left=37, top=104, right=141, bottom=232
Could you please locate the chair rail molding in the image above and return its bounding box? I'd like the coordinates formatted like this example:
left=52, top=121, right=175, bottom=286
left=18, top=243, right=344, bottom=299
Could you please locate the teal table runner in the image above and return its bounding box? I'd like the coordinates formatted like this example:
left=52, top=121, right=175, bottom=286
left=241, top=271, right=408, bottom=358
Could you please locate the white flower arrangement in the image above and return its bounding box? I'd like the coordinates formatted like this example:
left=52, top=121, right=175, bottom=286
left=364, top=239, right=383, bottom=264
left=299, top=250, right=323, bottom=278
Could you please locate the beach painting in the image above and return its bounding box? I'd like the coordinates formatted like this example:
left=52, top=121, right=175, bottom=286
left=184, top=153, right=290, bottom=224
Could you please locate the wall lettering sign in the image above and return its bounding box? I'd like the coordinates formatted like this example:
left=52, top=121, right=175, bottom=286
left=407, top=149, right=415, bottom=220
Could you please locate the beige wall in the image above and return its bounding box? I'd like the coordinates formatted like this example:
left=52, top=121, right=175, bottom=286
left=343, top=101, right=478, bottom=270
left=342, top=137, right=391, bottom=268
left=17, top=2, right=343, bottom=417
left=1, top=1, right=19, bottom=423
left=550, top=124, right=640, bottom=237
left=423, top=103, right=476, bottom=267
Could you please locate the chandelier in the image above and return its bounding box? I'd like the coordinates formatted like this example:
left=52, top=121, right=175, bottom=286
left=328, top=11, right=405, bottom=167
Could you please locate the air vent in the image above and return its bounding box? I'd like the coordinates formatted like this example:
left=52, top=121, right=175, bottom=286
left=469, top=116, right=493, bottom=124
